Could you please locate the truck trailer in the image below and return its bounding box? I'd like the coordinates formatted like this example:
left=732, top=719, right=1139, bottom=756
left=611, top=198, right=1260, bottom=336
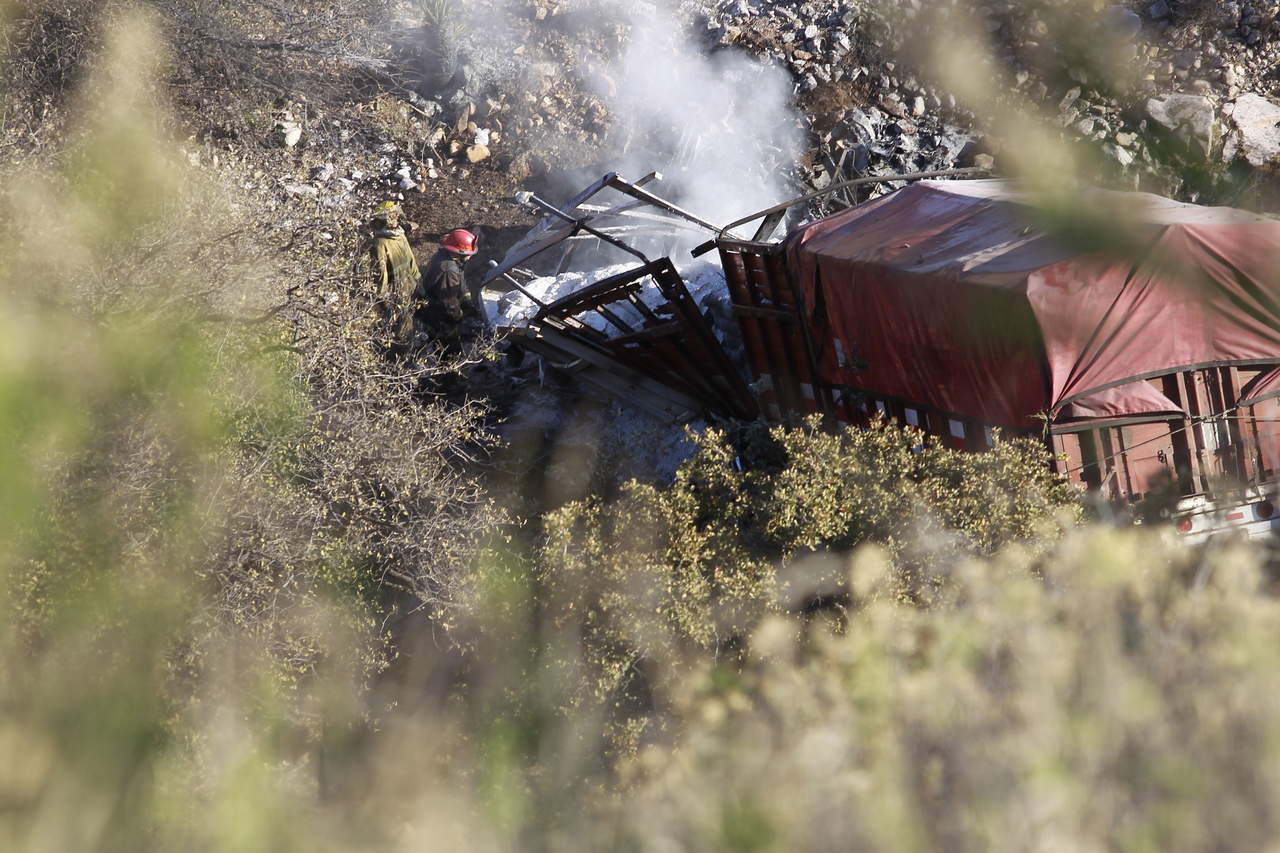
left=485, top=174, right=1280, bottom=540
left=714, top=179, right=1280, bottom=540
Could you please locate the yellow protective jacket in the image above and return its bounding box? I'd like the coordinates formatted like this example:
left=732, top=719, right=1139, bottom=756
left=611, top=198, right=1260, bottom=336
left=366, top=228, right=423, bottom=344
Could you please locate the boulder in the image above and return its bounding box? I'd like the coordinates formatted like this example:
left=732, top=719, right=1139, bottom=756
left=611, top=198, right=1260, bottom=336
left=1106, top=144, right=1136, bottom=168
left=1228, top=93, right=1280, bottom=168
left=879, top=95, right=908, bottom=118
left=1145, top=94, right=1216, bottom=145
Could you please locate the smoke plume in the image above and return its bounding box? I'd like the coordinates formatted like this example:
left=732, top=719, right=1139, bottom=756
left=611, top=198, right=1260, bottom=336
left=465, top=0, right=802, bottom=231
left=598, top=1, right=801, bottom=226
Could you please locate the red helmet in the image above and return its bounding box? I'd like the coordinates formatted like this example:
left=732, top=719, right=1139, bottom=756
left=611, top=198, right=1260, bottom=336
left=441, top=228, right=478, bottom=256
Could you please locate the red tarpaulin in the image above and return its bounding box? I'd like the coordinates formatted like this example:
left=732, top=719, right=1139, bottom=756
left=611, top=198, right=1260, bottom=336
left=1239, top=365, right=1280, bottom=406
left=789, top=180, right=1280, bottom=428
left=1053, top=380, right=1185, bottom=426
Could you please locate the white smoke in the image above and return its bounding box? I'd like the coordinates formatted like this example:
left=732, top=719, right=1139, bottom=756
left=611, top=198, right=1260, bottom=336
left=464, top=0, right=802, bottom=230
left=595, top=3, right=801, bottom=226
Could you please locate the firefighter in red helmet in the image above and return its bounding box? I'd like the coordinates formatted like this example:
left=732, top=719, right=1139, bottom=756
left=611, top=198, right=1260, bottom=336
left=420, top=228, right=481, bottom=351
left=441, top=228, right=478, bottom=256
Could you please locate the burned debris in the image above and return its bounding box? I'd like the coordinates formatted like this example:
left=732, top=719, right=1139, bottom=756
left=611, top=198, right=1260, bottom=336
left=481, top=167, right=985, bottom=425
left=481, top=164, right=1280, bottom=543
left=481, top=171, right=757, bottom=423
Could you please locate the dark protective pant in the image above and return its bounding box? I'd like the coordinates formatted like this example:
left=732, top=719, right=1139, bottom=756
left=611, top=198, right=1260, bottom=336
left=422, top=303, right=463, bottom=355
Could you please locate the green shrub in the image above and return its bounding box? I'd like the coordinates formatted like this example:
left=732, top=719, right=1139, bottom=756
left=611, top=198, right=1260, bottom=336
left=522, top=417, right=1082, bottom=711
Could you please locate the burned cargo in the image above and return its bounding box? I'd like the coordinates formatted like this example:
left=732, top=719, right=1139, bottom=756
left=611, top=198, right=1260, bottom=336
left=485, top=172, right=1280, bottom=539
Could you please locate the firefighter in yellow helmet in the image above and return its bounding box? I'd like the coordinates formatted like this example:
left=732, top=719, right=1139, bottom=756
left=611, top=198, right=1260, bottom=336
left=363, top=201, right=423, bottom=352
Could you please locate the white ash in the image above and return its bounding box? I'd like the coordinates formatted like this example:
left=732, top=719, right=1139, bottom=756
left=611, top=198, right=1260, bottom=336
left=486, top=260, right=732, bottom=335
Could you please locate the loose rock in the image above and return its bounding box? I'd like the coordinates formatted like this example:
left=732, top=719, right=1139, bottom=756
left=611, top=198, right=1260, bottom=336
left=277, top=121, right=302, bottom=148
left=1229, top=93, right=1280, bottom=167
left=1145, top=94, right=1217, bottom=145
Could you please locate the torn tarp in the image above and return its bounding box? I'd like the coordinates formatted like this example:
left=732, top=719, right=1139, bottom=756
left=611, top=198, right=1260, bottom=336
left=788, top=179, right=1280, bottom=428
left=1052, top=380, right=1186, bottom=429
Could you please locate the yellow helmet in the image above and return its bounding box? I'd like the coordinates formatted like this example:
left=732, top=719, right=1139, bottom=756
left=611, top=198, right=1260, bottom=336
left=369, top=200, right=404, bottom=222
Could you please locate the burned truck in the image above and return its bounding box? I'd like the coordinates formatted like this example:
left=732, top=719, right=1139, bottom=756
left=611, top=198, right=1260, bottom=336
left=484, top=173, right=1280, bottom=541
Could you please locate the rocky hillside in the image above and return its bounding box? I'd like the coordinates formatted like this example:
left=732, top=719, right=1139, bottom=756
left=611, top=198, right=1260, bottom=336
left=381, top=0, right=1280, bottom=217
left=149, top=0, right=1280, bottom=283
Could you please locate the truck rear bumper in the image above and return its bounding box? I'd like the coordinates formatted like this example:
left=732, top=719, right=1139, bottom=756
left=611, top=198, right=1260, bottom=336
left=1171, top=492, right=1279, bottom=544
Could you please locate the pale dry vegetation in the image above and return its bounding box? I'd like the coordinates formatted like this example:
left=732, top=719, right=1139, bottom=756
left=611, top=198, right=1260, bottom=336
left=0, top=0, right=500, bottom=797
left=6, top=1, right=1280, bottom=852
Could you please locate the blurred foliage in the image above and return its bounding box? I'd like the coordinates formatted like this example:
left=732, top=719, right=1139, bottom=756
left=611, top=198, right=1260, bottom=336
left=0, top=3, right=495, bottom=849
left=6, top=2, right=1280, bottom=853
left=595, top=528, right=1280, bottom=852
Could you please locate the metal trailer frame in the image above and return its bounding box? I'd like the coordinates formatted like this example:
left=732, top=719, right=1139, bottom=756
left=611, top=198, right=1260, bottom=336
left=707, top=169, right=991, bottom=425
left=717, top=238, right=831, bottom=423
left=482, top=171, right=738, bottom=292
left=484, top=173, right=758, bottom=421
left=485, top=168, right=992, bottom=425
left=506, top=324, right=702, bottom=423
left=711, top=170, right=1280, bottom=521
left=530, top=260, right=757, bottom=419
left=1050, top=365, right=1280, bottom=504
left=476, top=160, right=1280, bottom=526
